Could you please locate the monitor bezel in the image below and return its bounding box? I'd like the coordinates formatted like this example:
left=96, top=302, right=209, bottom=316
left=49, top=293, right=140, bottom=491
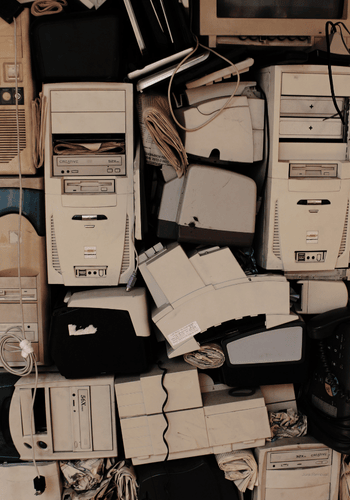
left=199, top=0, right=350, bottom=46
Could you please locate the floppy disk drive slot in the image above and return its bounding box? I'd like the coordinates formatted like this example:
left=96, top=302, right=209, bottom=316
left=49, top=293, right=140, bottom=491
left=289, top=163, right=338, bottom=178
left=0, top=288, right=37, bottom=301
left=64, top=180, right=115, bottom=193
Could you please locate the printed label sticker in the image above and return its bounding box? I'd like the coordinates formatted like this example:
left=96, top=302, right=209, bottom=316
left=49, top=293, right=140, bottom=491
left=168, top=321, right=201, bottom=346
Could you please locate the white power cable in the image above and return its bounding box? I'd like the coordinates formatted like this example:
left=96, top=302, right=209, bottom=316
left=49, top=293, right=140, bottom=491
left=167, top=35, right=241, bottom=133
left=0, top=15, right=37, bottom=376
left=0, top=15, right=41, bottom=485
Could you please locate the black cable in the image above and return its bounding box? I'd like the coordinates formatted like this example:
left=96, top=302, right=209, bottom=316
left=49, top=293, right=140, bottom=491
left=325, top=21, right=347, bottom=126
left=157, top=362, right=170, bottom=461
left=255, top=84, right=269, bottom=206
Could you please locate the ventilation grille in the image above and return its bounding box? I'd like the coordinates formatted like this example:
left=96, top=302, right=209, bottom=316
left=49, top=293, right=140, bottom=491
left=338, top=199, right=349, bottom=257
left=120, top=215, right=131, bottom=274
left=272, top=200, right=281, bottom=259
left=0, top=109, right=26, bottom=163
left=50, top=215, right=62, bottom=274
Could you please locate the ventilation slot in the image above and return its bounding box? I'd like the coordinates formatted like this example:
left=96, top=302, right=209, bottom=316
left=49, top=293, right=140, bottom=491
left=338, top=200, right=349, bottom=257
left=272, top=200, right=281, bottom=259
left=120, top=215, right=131, bottom=275
left=50, top=215, right=62, bottom=274
left=0, top=110, right=26, bottom=163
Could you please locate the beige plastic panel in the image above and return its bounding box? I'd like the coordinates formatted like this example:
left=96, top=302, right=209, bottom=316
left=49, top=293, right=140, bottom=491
left=265, top=484, right=330, bottom=500
left=51, top=90, right=126, bottom=112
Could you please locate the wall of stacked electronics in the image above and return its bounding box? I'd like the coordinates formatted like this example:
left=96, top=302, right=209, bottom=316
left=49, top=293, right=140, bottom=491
left=0, top=0, right=350, bottom=499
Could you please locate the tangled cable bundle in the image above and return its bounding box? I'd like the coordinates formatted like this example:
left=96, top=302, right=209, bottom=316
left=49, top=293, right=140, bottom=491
left=31, top=0, right=68, bottom=16
left=183, top=343, right=225, bottom=369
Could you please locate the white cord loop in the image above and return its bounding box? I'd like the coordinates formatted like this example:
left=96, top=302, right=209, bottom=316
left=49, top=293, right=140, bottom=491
left=0, top=328, right=35, bottom=376
left=20, top=339, right=34, bottom=358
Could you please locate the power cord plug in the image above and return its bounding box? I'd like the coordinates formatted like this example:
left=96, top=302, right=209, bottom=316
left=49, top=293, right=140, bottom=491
left=34, top=475, right=46, bottom=495
left=126, top=270, right=138, bottom=292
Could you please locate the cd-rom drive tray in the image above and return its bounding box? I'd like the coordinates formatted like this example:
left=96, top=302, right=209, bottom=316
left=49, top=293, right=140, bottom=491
left=53, top=155, right=126, bottom=176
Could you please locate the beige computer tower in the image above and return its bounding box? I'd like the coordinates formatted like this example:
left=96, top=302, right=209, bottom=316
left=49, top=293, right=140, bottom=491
left=256, top=64, right=350, bottom=278
left=9, top=372, right=118, bottom=460
left=253, top=436, right=341, bottom=500
left=43, top=82, right=138, bottom=286
left=0, top=8, right=36, bottom=174
left=0, top=176, right=49, bottom=366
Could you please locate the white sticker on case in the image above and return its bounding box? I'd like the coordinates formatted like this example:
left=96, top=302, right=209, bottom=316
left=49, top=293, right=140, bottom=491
left=168, top=321, right=201, bottom=346
left=68, top=324, right=97, bottom=336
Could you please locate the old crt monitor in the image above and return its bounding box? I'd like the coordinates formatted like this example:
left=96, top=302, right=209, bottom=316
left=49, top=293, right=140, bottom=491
left=216, top=316, right=307, bottom=388
left=199, top=0, right=350, bottom=47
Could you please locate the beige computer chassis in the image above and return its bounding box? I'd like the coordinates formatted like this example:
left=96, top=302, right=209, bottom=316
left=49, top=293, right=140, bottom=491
left=256, top=64, right=350, bottom=277
left=43, top=82, right=138, bottom=286
left=0, top=176, right=49, bottom=366
left=0, top=8, right=36, bottom=174
left=10, top=372, right=118, bottom=460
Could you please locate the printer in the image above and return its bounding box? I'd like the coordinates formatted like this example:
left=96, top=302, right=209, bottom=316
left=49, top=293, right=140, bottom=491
left=157, top=163, right=257, bottom=246
left=138, top=242, right=294, bottom=357
left=174, top=82, right=265, bottom=163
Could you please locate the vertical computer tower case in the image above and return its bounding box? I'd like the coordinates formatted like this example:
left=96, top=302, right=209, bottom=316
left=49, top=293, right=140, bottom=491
left=0, top=176, right=50, bottom=366
left=43, top=82, right=139, bottom=286
left=0, top=8, right=35, bottom=174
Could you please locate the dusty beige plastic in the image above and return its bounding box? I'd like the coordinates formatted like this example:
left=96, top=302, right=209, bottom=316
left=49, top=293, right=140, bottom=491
left=115, top=358, right=271, bottom=465
left=9, top=372, right=118, bottom=460
left=253, top=436, right=341, bottom=500
left=139, top=243, right=294, bottom=357
left=0, top=8, right=36, bottom=174
left=0, top=461, right=62, bottom=499
left=256, top=65, right=350, bottom=275
left=42, top=82, right=137, bottom=286
left=0, top=176, right=50, bottom=366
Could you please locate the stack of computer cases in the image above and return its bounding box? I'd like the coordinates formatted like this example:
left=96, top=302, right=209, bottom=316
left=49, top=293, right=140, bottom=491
left=1, top=3, right=350, bottom=500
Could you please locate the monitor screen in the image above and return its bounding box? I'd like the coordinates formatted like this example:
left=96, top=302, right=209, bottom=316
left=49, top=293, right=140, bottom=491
left=217, top=0, right=344, bottom=19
